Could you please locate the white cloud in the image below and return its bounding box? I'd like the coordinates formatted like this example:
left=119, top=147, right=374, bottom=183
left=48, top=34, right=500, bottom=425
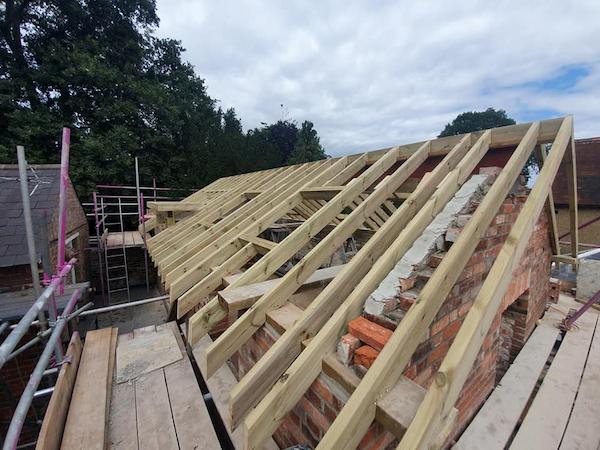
left=155, top=0, right=600, bottom=156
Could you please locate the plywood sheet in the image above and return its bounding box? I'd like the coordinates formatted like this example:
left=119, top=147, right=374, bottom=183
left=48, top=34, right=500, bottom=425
left=116, top=327, right=182, bottom=383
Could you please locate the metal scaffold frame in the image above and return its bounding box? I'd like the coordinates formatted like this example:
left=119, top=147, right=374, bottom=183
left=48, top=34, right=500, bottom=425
left=0, top=132, right=174, bottom=449
left=83, top=157, right=196, bottom=304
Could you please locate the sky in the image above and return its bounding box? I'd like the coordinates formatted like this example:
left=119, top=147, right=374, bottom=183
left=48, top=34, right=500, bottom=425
left=155, top=0, right=600, bottom=157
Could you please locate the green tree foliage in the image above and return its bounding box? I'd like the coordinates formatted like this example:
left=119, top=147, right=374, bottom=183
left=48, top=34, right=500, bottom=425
left=0, top=0, right=327, bottom=198
left=438, top=107, right=534, bottom=180
left=439, top=108, right=516, bottom=137
left=288, top=121, right=328, bottom=164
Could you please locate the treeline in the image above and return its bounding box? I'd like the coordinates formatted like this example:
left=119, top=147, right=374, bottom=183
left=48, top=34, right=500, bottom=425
left=0, top=0, right=327, bottom=198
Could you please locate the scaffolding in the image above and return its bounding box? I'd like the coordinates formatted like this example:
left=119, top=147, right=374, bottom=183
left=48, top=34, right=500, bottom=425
left=83, top=158, right=195, bottom=304
left=0, top=132, right=174, bottom=449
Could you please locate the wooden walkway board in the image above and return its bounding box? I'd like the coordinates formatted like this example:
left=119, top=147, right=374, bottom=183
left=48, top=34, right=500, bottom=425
left=37, top=333, right=83, bottom=450
left=116, top=326, right=182, bottom=383
left=61, top=328, right=117, bottom=450
left=106, top=230, right=145, bottom=248
left=455, top=306, right=563, bottom=450
left=107, top=322, right=220, bottom=450
left=511, top=310, right=598, bottom=449
left=560, top=310, right=600, bottom=449
left=456, top=296, right=600, bottom=450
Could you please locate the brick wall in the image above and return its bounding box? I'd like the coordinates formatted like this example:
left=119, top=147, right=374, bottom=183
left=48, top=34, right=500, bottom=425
left=226, top=176, right=553, bottom=448
left=0, top=327, right=52, bottom=446
left=0, top=264, right=33, bottom=293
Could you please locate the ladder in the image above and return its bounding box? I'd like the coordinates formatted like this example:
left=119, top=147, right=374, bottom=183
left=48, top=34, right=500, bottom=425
left=103, top=197, right=131, bottom=303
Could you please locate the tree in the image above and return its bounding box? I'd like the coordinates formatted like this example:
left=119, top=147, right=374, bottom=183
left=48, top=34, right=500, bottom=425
left=438, top=108, right=515, bottom=137
left=438, top=108, right=536, bottom=180
left=0, top=0, right=328, bottom=199
left=287, top=121, right=328, bottom=164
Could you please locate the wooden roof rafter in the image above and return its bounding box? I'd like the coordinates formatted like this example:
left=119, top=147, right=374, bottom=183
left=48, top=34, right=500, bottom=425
left=144, top=116, right=576, bottom=449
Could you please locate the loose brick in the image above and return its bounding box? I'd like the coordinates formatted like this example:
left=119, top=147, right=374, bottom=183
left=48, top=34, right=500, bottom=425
left=429, top=252, right=445, bottom=268
left=348, top=316, right=392, bottom=351
left=337, top=333, right=361, bottom=365
left=354, top=345, right=379, bottom=369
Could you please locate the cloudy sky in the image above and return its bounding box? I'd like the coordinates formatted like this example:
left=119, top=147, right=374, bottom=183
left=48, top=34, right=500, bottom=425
left=155, top=0, right=600, bottom=157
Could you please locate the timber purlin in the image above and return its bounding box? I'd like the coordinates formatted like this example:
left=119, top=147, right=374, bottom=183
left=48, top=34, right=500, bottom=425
left=144, top=117, right=577, bottom=449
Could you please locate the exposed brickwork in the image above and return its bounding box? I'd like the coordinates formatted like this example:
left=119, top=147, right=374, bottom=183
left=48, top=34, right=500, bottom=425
left=0, top=327, right=52, bottom=446
left=229, top=173, right=553, bottom=449
left=0, top=264, right=32, bottom=292
left=348, top=317, right=392, bottom=351
left=335, top=175, right=553, bottom=444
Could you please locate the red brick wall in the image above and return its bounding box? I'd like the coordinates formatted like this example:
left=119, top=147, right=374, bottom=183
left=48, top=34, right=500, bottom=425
left=0, top=327, right=51, bottom=446
left=228, top=188, right=552, bottom=448
left=0, top=264, right=33, bottom=293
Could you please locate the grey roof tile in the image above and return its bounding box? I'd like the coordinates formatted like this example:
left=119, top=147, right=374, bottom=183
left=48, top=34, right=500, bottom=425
left=0, top=167, right=62, bottom=267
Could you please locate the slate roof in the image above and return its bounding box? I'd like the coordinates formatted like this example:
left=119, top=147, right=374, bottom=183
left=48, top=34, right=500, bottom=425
left=0, top=166, right=61, bottom=268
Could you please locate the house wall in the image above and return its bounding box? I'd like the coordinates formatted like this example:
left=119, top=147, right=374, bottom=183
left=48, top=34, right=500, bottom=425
left=555, top=206, right=600, bottom=253
left=228, top=185, right=552, bottom=448
left=0, top=327, right=51, bottom=446
left=47, top=177, right=89, bottom=281
left=0, top=265, right=33, bottom=293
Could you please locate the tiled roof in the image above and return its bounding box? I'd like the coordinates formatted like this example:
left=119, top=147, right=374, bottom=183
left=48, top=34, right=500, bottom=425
left=0, top=166, right=61, bottom=268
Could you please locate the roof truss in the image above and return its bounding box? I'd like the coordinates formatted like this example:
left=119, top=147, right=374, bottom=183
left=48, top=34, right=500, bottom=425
left=145, top=116, right=577, bottom=449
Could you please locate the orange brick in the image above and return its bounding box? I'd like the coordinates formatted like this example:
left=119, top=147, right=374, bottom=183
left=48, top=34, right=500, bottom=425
left=311, top=377, right=334, bottom=405
left=428, top=342, right=449, bottom=365
left=348, top=316, right=392, bottom=351
left=354, top=345, right=379, bottom=368
left=443, top=320, right=462, bottom=340
left=431, top=315, right=450, bottom=336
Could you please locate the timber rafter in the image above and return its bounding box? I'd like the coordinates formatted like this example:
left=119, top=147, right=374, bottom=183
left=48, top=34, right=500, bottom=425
left=144, top=117, right=576, bottom=449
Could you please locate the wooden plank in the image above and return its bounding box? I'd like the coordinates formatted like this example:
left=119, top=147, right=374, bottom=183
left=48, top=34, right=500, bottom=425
left=169, top=238, right=245, bottom=298
left=321, top=354, right=432, bottom=440
left=454, top=312, right=562, bottom=450
left=398, top=119, right=568, bottom=450
left=147, top=201, right=208, bottom=212
left=220, top=265, right=345, bottom=311
left=511, top=312, right=597, bottom=449
left=300, top=186, right=344, bottom=200
left=560, top=312, right=600, bottom=449
left=565, top=134, right=579, bottom=257
left=192, top=336, right=278, bottom=450
left=239, top=235, right=277, bottom=254
left=164, top=359, right=221, bottom=449
left=266, top=302, right=304, bottom=334
left=552, top=254, right=579, bottom=265
left=116, top=326, right=182, bottom=383
left=61, top=328, right=116, bottom=450
left=36, top=333, right=83, bottom=450
left=108, top=383, right=138, bottom=450
left=536, top=144, right=561, bottom=255
left=135, top=369, right=179, bottom=450
left=176, top=243, right=258, bottom=318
